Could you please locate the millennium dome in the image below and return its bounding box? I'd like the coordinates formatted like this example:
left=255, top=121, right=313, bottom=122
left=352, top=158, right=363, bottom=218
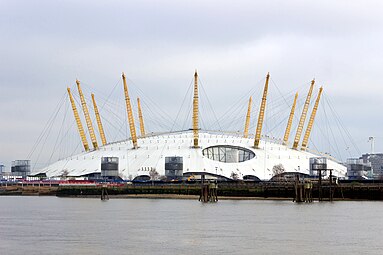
left=35, top=72, right=347, bottom=180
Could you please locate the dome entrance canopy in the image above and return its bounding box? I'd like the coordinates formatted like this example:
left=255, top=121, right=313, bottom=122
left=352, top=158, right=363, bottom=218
left=202, top=145, right=255, bottom=163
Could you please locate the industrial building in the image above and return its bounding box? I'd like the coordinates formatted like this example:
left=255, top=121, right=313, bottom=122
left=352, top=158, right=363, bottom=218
left=0, top=163, right=5, bottom=178
left=346, top=158, right=372, bottom=180
left=360, top=153, right=383, bottom=178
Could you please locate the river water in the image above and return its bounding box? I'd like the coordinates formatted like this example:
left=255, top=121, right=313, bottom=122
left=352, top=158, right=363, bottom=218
left=0, top=197, right=382, bottom=255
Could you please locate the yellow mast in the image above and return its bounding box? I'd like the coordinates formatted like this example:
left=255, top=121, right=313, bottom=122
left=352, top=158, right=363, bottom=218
left=243, top=96, right=252, bottom=138
left=76, top=80, right=98, bottom=150
left=283, top=93, right=298, bottom=145
left=192, top=70, right=199, bottom=148
left=254, top=73, right=270, bottom=148
left=122, top=72, right=138, bottom=149
left=301, top=87, right=323, bottom=151
left=137, top=97, right=146, bottom=137
left=91, top=93, right=107, bottom=146
left=67, top=88, right=89, bottom=152
left=292, top=79, right=315, bottom=150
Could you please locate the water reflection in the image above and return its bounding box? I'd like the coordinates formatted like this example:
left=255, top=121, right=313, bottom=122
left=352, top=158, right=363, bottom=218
left=0, top=197, right=382, bottom=255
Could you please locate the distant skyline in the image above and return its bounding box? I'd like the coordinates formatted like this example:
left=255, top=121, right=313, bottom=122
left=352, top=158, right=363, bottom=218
left=1, top=0, right=383, bottom=170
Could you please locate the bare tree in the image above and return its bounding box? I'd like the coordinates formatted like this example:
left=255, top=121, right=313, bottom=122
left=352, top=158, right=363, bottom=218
left=149, top=169, right=159, bottom=180
left=60, top=169, right=69, bottom=180
left=272, top=164, right=285, bottom=181
left=230, top=171, right=239, bottom=180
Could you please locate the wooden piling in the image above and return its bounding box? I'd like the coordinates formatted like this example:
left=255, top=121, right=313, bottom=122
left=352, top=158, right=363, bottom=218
left=294, top=175, right=313, bottom=203
left=318, top=168, right=322, bottom=201
left=199, top=179, right=218, bottom=203
left=294, top=175, right=303, bottom=202
left=101, top=185, right=109, bottom=200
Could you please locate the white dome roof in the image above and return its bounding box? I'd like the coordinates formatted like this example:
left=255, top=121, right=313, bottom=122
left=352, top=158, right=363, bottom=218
left=36, top=130, right=347, bottom=180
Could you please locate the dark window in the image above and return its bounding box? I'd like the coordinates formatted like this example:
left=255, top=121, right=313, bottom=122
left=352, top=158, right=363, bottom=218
left=202, top=145, right=255, bottom=163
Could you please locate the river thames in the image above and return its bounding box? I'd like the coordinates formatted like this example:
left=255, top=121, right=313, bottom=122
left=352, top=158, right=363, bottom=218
left=0, top=196, right=382, bottom=254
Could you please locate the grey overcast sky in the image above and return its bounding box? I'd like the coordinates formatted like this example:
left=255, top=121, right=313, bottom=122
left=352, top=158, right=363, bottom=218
left=1, top=0, right=383, bottom=169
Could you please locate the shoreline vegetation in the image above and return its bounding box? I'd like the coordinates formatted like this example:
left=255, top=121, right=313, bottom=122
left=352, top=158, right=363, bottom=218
left=1, top=181, right=383, bottom=201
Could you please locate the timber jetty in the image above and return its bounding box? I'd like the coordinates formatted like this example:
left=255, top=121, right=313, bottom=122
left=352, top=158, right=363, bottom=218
left=2, top=180, right=383, bottom=200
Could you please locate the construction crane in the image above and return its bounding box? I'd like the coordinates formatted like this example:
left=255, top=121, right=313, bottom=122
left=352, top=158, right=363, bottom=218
left=91, top=93, right=107, bottom=146
left=254, top=73, right=270, bottom=149
left=301, top=87, right=323, bottom=150
left=193, top=70, right=199, bottom=148
left=243, top=96, right=252, bottom=138
left=76, top=80, right=99, bottom=150
left=67, top=88, right=89, bottom=152
left=292, top=79, right=315, bottom=150
left=283, top=93, right=298, bottom=145
left=137, top=97, right=146, bottom=137
left=122, top=72, right=138, bottom=149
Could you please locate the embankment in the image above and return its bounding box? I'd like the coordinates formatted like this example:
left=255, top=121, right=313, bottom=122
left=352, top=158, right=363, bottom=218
left=1, top=182, right=383, bottom=200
